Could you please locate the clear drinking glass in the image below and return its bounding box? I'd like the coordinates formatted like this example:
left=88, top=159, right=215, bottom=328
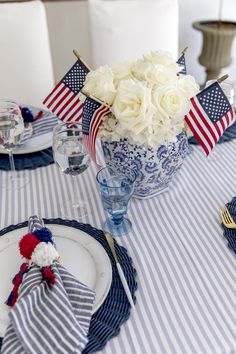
left=52, top=123, right=90, bottom=219
left=96, top=167, right=136, bottom=236
left=0, top=100, right=28, bottom=189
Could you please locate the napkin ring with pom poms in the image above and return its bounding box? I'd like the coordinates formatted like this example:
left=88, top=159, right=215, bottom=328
left=6, top=227, right=60, bottom=307
left=20, top=106, right=44, bottom=138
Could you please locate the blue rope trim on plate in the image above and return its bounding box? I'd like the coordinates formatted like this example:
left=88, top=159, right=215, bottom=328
left=0, top=219, right=137, bottom=354
left=0, top=148, right=54, bottom=171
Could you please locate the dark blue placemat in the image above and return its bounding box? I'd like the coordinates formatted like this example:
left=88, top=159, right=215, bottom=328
left=189, top=120, right=236, bottom=145
left=0, top=219, right=137, bottom=353
left=222, top=197, right=236, bottom=253
left=0, top=148, right=54, bottom=171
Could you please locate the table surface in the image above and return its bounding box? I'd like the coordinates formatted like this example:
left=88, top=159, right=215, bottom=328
left=1, top=141, right=236, bottom=354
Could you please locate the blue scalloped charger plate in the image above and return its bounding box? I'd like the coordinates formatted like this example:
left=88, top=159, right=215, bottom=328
left=0, top=219, right=137, bottom=353
left=0, top=147, right=54, bottom=171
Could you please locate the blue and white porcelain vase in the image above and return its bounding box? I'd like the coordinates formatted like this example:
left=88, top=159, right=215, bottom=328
left=101, top=132, right=189, bottom=199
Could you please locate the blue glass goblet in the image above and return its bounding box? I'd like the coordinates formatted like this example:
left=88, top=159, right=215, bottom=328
left=96, top=167, right=136, bottom=236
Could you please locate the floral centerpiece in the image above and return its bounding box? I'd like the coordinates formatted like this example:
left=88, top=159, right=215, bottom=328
left=83, top=51, right=199, bottom=198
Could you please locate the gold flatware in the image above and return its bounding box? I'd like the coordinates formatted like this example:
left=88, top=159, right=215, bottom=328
left=220, top=207, right=236, bottom=229
left=104, top=232, right=135, bottom=309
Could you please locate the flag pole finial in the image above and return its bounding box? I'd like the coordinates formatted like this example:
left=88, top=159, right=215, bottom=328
left=73, top=49, right=80, bottom=59
left=73, top=49, right=92, bottom=71
left=217, top=74, right=229, bottom=83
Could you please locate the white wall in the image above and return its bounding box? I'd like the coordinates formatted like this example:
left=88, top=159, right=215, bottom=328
left=44, top=1, right=91, bottom=81
left=45, top=0, right=236, bottom=85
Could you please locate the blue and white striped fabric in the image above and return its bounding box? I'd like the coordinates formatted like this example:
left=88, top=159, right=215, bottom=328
left=1, top=140, right=236, bottom=353
left=1, top=264, right=95, bottom=354
left=28, top=215, right=45, bottom=232
left=19, top=108, right=58, bottom=146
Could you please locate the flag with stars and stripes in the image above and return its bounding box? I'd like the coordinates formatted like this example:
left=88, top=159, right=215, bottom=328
left=82, top=97, right=110, bottom=163
left=185, top=81, right=235, bottom=156
left=177, top=53, right=187, bottom=75
left=43, top=59, right=89, bottom=123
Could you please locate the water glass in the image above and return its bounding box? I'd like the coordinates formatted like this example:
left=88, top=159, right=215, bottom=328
left=0, top=100, right=28, bottom=189
left=53, top=123, right=90, bottom=219
left=96, top=167, right=136, bottom=236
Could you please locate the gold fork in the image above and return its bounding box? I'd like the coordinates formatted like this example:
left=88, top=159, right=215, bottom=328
left=220, top=207, right=236, bottom=229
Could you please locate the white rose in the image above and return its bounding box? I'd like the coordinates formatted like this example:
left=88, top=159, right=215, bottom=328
left=112, top=62, right=133, bottom=88
left=178, top=75, right=199, bottom=99
left=131, top=60, right=151, bottom=82
left=83, top=65, right=116, bottom=105
left=132, top=60, right=179, bottom=87
left=112, top=79, right=155, bottom=135
left=143, top=51, right=175, bottom=66
left=152, top=85, right=188, bottom=121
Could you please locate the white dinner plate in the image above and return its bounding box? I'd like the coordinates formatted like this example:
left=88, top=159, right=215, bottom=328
left=0, top=224, right=112, bottom=337
left=0, top=131, right=53, bottom=155
left=0, top=105, right=55, bottom=155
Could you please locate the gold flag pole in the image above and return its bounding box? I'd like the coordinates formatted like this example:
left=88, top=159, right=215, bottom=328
left=80, top=90, right=111, bottom=109
left=217, top=74, right=229, bottom=83
left=181, top=46, right=188, bottom=55
left=73, top=49, right=92, bottom=71
left=89, top=94, right=111, bottom=109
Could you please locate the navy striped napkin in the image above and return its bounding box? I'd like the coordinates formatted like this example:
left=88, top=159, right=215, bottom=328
left=28, top=215, right=45, bottom=232
left=19, top=107, right=58, bottom=146
left=1, top=217, right=96, bottom=354
left=2, top=264, right=95, bottom=354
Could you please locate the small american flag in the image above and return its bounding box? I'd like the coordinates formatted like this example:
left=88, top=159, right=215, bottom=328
left=185, top=81, right=235, bottom=156
left=177, top=53, right=187, bottom=75
left=82, top=97, right=110, bottom=163
left=43, top=59, right=89, bottom=123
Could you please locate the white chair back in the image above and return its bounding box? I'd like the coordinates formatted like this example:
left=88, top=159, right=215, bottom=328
left=88, top=0, right=179, bottom=68
left=0, top=0, right=54, bottom=107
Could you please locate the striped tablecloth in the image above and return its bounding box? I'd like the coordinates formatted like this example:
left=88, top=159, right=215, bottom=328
left=1, top=141, right=236, bottom=354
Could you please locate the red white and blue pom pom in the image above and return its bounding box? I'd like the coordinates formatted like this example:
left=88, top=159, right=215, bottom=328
left=31, top=242, right=59, bottom=268
left=20, top=107, right=44, bottom=124
left=20, top=107, right=34, bottom=123
left=19, top=233, right=40, bottom=260
left=33, top=227, right=53, bottom=244
left=6, top=226, right=59, bottom=307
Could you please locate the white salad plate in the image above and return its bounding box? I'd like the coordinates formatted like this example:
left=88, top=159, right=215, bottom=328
left=0, top=224, right=112, bottom=337
left=0, top=131, right=53, bottom=155
left=0, top=105, right=55, bottom=155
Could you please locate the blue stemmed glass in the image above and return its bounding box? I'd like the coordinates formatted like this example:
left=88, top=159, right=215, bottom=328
left=96, top=167, right=136, bottom=236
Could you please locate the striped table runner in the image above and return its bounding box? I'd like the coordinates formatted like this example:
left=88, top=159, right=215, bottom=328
left=1, top=141, right=236, bottom=354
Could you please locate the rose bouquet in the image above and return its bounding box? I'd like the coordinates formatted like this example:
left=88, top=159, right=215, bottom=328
left=83, top=51, right=199, bottom=148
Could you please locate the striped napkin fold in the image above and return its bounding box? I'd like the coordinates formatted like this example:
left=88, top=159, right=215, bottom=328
left=27, top=215, right=45, bottom=232
left=19, top=107, right=58, bottom=146
left=2, top=217, right=95, bottom=354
